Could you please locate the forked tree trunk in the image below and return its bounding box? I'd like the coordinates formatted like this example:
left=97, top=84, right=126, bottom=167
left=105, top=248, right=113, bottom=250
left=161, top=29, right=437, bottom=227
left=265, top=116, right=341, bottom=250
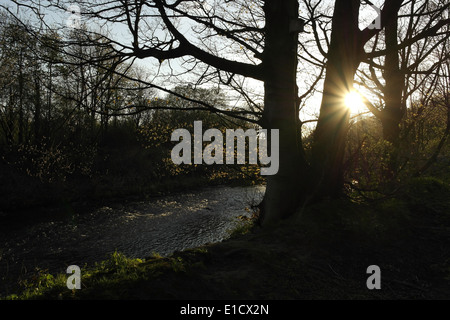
left=261, top=0, right=365, bottom=224
left=260, top=0, right=403, bottom=225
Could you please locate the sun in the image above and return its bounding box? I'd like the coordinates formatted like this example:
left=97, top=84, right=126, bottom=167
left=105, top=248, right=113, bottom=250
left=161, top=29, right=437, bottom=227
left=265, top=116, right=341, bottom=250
left=344, top=90, right=366, bottom=114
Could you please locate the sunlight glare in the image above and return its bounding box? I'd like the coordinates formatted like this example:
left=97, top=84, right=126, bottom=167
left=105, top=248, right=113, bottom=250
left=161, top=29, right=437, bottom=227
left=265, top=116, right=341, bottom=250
left=344, top=90, right=366, bottom=115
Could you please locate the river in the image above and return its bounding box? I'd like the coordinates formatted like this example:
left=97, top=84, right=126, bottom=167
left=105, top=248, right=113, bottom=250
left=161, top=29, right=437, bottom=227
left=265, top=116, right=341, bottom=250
left=0, top=185, right=265, bottom=296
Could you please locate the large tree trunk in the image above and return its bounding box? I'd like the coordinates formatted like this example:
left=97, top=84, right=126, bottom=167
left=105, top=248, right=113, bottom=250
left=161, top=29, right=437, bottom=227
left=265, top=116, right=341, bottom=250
left=381, top=9, right=404, bottom=144
left=259, top=0, right=310, bottom=226
left=34, top=75, right=42, bottom=144
left=18, top=50, right=25, bottom=145
left=311, top=0, right=363, bottom=198
left=379, top=10, right=404, bottom=178
left=258, top=0, right=404, bottom=225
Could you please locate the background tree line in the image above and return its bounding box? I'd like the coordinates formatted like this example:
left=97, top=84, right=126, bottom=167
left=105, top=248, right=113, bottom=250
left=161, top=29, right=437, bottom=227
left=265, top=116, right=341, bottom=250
left=0, top=0, right=449, bottom=226
left=298, top=0, right=450, bottom=196
left=0, top=14, right=260, bottom=212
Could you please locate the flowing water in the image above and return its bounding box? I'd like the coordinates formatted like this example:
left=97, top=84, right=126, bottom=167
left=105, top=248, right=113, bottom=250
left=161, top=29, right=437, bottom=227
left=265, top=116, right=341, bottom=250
left=0, top=185, right=265, bottom=295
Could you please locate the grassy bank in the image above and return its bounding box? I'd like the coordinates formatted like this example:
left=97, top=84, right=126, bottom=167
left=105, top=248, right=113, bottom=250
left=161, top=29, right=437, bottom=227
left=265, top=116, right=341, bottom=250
left=4, top=177, right=450, bottom=300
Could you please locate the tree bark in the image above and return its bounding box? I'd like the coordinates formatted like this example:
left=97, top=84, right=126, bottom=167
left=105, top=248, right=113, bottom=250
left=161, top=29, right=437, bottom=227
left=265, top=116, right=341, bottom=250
left=18, top=49, right=25, bottom=144
left=380, top=9, right=404, bottom=178
left=34, top=74, right=42, bottom=144
left=260, top=0, right=404, bottom=222
left=381, top=8, right=404, bottom=142
left=311, top=0, right=363, bottom=198
left=259, top=0, right=310, bottom=226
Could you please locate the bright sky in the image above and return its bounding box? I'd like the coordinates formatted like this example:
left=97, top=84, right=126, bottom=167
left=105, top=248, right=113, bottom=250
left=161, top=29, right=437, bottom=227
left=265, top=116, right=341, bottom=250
left=0, top=0, right=387, bottom=125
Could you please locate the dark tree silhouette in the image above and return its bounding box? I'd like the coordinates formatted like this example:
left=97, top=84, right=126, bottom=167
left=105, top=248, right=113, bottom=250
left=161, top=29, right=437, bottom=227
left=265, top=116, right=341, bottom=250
left=3, top=0, right=449, bottom=225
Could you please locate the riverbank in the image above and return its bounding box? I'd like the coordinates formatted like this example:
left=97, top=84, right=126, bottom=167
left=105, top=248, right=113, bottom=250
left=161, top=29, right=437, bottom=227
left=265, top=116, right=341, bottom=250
left=0, top=185, right=265, bottom=297
left=4, top=177, right=450, bottom=300
left=0, top=164, right=262, bottom=220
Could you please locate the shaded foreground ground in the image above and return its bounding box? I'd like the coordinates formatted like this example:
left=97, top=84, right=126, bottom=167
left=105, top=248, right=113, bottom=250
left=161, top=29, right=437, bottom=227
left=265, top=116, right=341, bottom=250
left=3, top=178, right=450, bottom=300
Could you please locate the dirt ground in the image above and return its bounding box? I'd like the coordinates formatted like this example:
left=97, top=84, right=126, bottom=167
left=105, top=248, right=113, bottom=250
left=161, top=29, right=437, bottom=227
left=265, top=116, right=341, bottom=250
left=3, top=186, right=450, bottom=301
left=56, top=196, right=450, bottom=300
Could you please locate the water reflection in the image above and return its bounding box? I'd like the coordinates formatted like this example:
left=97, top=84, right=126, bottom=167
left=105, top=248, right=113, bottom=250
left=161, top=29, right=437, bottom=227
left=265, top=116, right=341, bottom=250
left=0, top=185, right=264, bottom=295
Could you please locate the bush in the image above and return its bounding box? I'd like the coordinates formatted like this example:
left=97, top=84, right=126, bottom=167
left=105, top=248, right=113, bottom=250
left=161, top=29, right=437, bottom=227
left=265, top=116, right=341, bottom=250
left=401, top=176, right=450, bottom=215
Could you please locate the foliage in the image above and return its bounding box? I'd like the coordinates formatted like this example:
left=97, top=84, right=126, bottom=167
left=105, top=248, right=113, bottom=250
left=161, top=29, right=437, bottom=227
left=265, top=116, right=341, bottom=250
left=344, top=94, right=450, bottom=198
left=400, top=176, right=450, bottom=215
left=0, top=17, right=262, bottom=212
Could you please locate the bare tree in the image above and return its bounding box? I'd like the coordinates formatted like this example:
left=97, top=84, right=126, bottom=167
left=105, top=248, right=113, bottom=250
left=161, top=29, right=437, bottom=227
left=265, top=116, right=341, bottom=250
left=5, top=0, right=449, bottom=225
left=353, top=0, right=450, bottom=177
